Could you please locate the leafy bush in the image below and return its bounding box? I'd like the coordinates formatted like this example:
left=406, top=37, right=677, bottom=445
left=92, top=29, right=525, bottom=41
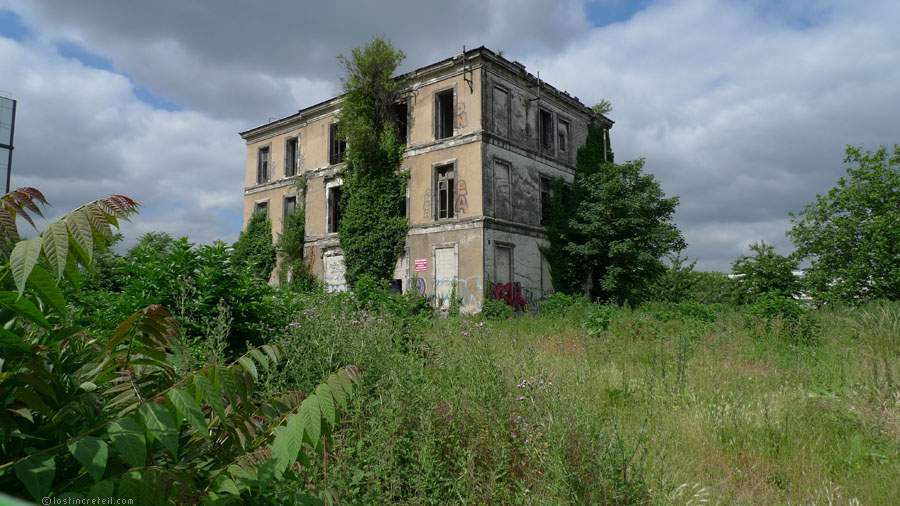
left=232, top=210, right=276, bottom=281
left=584, top=303, right=622, bottom=336
left=0, top=188, right=362, bottom=504
left=480, top=297, right=514, bottom=319
left=732, top=241, right=800, bottom=303
left=540, top=291, right=591, bottom=319
left=641, top=300, right=718, bottom=327
left=745, top=293, right=817, bottom=344
left=73, top=235, right=276, bottom=354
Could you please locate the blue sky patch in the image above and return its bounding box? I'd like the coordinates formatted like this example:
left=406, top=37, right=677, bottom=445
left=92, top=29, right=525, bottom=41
left=585, top=0, right=651, bottom=27
left=55, top=41, right=114, bottom=71
left=0, top=10, right=31, bottom=41
left=133, top=85, right=180, bottom=111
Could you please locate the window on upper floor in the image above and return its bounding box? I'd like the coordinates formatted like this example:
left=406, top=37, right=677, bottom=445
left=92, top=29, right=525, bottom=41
left=557, top=119, right=569, bottom=154
left=391, top=101, right=408, bottom=145
left=435, top=90, right=454, bottom=140
left=284, top=136, right=299, bottom=177
left=435, top=163, right=455, bottom=219
left=540, top=176, right=551, bottom=225
left=329, top=123, right=346, bottom=165
left=257, top=146, right=270, bottom=184
left=254, top=200, right=268, bottom=216
left=327, top=185, right=342, bottom=234
left=492, top=86, right=510, bottom=137
left=283, top=195, right=296, bottom=221
left=539, top=109, right=554, bottom=155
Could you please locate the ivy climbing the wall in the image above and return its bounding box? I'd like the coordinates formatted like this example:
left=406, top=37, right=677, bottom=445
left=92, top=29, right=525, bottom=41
left=335, top=37, right=409, bottom=287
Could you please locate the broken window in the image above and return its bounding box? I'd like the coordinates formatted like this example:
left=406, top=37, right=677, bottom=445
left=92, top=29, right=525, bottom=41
left=435, top=90, right=454, bottom=140
left=327, top=185, right=342, bottom=233
left=329, top=123, right=346, bottom=165
left=494, top=159, right=511, bottom=221
left=391, top=101, right=408, bottom=145
left=284, top=136, right=299, bottom=177
left=435, top=163, right=455, bottom=219
left=257, top=146, right=270, bottom=184
left=540, top=176, right=551, bottom=225
left=539, top=109, right=554, bottom=154
left=557, top=119, right=569, bottom=154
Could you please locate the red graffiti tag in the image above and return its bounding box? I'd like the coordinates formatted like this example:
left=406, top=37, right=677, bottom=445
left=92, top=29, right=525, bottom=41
left=490, top=282, right=527, bottom=312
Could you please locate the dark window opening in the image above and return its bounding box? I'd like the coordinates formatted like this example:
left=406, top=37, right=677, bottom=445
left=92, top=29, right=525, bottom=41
left=389, top=279, right=402, bottom=294
left=558, top=119, right=569, bottom=153
left=257, top=147, right=270, bottom=184
left=285, top=137, right=299, bottom=177
left=399, top=182, right=408, bottom=218
left=391, top=102, right=408, bottom=145
left=435, top=90, right=454, bottom=140
left=283, top=196, right=296, bottom=221
left=329, top=124, right=346, bottom=165
left=254, top=201, right=268, bottom=216
left=327, top=186, right=342, bottom=233
left=539, top=109, right=554, bottom=153
left=540, top=176, right=551, bottom=225
left=436, top=164, right=455, bottom=219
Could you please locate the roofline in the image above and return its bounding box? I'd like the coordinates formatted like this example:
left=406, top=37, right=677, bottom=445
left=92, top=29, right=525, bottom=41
left=239, top=46, right=612, bottom=139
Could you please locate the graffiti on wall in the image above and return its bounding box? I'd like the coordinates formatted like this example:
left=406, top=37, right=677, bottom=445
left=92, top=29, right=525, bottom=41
left=489, top=282, right=528, bottom=312
left=324, top=255, right=348, bottom=293
left=407, top=276, right=427, bottom=295
left=454, top=102, right=467, bottom=128
left=455, top=180, right=468, bottom=214
left=410, top=276, right=483, bottom=311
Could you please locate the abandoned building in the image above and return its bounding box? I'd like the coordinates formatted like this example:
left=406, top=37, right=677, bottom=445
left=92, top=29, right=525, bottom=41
left=239, top=46, right=613, bottom=312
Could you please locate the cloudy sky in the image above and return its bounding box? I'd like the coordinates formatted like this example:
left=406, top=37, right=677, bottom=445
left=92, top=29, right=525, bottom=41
left=0, top=0, right=897, bottom=271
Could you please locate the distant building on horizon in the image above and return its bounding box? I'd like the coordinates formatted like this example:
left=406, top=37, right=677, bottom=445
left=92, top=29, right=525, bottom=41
left=239, top=46, right=613, bottom=312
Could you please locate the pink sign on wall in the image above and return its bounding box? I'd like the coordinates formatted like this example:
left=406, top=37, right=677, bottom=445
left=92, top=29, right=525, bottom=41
left=414, top=258, right=428, bottom=272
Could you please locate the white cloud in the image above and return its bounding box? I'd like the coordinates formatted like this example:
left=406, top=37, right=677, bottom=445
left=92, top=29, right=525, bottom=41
left=0, top=35, right=244, bottom=248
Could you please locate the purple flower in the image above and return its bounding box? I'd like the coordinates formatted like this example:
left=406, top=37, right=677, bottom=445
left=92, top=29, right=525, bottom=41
left=518, top=396, right=526, bottom=401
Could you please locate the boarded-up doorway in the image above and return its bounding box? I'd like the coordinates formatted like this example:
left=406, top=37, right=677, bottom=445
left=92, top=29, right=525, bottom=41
left=434, top=245, right=457, bottom=308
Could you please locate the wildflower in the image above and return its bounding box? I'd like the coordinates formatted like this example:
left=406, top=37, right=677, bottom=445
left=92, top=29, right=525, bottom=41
left=518, top=396, right=526, bottom=401
left=461, top=331, right=469, bottom=337
left=289, top=322, right=300, bottom=327
left=476, top=322, right=484, bottom=327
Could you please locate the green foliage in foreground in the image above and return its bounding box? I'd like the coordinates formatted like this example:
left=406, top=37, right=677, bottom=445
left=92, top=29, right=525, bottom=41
left=789, top=144, right=900, bottom=303
left=0, top=189, right=361, bottom=504
left=270, top=295, right=900, bottom=504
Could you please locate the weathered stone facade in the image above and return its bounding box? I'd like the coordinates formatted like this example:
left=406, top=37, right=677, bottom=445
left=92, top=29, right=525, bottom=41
left=240, top=47, right=612, bottom=312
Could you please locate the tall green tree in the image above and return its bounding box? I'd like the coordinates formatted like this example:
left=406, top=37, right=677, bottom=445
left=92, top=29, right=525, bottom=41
left=731, top=241, right=800, bottom=303
left=787, top=144, right=900, bottom=303
left=542, top=123, right=684, bottom=304
left=336, top=37, right=408, bottom=286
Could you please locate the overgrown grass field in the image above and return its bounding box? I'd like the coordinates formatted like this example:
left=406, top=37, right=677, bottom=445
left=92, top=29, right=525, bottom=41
left=278, top=297, right=900, bottom=504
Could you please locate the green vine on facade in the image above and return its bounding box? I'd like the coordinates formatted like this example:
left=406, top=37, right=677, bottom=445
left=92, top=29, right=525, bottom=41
left=336, top=37, right=409, bottom=287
